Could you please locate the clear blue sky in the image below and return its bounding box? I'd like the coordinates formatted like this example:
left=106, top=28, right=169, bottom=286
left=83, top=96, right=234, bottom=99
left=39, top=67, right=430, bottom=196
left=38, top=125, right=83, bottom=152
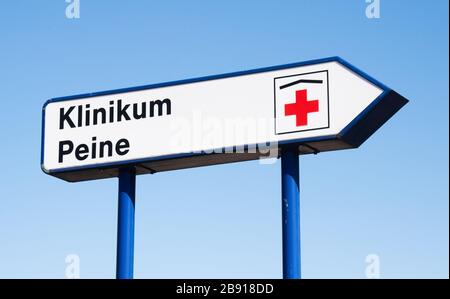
left=0, top=1, right=448, bottom=278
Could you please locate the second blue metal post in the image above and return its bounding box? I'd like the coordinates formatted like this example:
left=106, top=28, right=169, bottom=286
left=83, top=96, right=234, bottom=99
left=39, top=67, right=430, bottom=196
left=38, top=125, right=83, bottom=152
left=116, top=167, right=136, bottom=279
left=281, top=147, right=301, bottom=279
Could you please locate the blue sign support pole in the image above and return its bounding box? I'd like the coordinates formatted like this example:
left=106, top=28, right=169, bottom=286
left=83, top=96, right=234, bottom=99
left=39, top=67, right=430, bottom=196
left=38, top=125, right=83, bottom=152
left=281, top=147, right=301, bottom=279
left=116, top=167, right=136, bottom=279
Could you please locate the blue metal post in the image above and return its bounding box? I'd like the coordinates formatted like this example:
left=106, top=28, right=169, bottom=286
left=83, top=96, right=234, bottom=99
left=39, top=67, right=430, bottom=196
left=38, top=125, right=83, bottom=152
left=116, top=167, right=136, bottom=279
left=281, top=147, right=301, bottom=279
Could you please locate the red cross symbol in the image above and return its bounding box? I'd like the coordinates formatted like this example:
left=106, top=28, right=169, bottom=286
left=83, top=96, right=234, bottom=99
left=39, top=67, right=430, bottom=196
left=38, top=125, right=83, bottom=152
left=284, top=89, right=319, bottom=127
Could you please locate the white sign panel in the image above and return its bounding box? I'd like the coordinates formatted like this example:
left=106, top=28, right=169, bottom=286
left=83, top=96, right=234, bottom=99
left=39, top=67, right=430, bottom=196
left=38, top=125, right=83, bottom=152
left=41, top=57, right=408, bottom=181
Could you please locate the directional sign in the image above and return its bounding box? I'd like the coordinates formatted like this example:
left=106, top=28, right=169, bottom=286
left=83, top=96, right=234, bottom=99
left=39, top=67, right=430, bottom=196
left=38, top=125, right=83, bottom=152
left=41, top=57, right=408, bottom=181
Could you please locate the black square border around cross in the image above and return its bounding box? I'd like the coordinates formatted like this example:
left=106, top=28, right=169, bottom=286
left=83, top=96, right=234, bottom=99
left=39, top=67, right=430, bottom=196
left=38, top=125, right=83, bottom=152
left=274, top=70, right=330, bottom=135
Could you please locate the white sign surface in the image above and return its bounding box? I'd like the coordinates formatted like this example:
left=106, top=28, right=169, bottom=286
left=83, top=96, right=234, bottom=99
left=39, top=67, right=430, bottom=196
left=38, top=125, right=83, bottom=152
left=41, top=57, right=407, bottom=181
